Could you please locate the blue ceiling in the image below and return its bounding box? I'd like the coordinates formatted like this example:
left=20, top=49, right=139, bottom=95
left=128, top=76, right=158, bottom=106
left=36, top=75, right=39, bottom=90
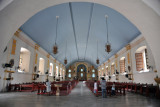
left=20, top=2, right=141, bottom=68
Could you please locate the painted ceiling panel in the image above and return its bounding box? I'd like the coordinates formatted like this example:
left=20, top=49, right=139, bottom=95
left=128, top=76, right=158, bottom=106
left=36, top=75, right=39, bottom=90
left=20, top=2, right=141, bottom=68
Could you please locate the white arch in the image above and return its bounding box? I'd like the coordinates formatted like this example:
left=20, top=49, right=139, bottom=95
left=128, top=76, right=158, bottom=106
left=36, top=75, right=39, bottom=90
left=0, top=0, right=160, bottom=76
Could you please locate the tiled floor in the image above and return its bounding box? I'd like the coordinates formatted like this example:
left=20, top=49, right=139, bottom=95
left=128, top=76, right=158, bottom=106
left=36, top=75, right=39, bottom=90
left=0, top=82, right=160, bottom=107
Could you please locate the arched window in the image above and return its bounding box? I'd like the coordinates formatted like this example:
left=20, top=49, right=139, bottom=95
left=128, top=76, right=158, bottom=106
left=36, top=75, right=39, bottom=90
left=56, top=66, right=58, bottom=77
left=106, top=66, right=108, bottom=75
left=135, top=46, right=149, bottom=72
left=60, top=68, right=62, bottom=76
left=49, top=63, right=53, bottom=76
left=111, top=63, right=115, bottom=75
left=68, top=69, right=71, bottom=72
left=81, top=73, right=83, bottom=77
left=92, top=73, right=95, bottom=78
left=120, top=57, right=125, bottom=73
left=39, top=58, right=45, bottom=75
left=92, top=69, right=95, bottom=72
left=81, top=68, right=83, bottom=72
left=18, top=47, right=31, bottom=73
left=68, top=73, right=71, bottom=78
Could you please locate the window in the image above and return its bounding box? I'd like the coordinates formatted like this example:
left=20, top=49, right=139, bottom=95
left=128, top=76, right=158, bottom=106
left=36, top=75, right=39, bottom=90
left=39, top=58, right=45, bottom=75
left=106, top=66, right=108, bottom=75
left=81, top=73, right=83, bottom=77
left=101, top=71, right=103, bottom=76
left=18, top=47, right=31, bottom=73
left=81, top=69, right=83, bottom=72
left=68, top=73, right=71, bottom=78
left=68, top=69, right=71, bottom=72
left=111, top=63, right=115, bottom=75
left=60, top=68, right=62, bottom=76
left=135, top=46, right=149, bottom=72
left=92, top=69, right=95, bottom=72
left=56, top=66, right=58, bottom=77
left=49, top=63, right=53, bottom=76
left=92, top=73, right=95, bottom=78
left=120, top=57, right=125, bottom=73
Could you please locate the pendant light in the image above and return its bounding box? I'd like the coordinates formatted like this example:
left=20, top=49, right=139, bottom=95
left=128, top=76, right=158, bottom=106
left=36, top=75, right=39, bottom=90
left=64, top=41, right=67, bottom=65
left=96, top=40, right=99, bottom=65
left=105, top=15, right=112, bottom=54
left=53, top=16, right=59, bottom=54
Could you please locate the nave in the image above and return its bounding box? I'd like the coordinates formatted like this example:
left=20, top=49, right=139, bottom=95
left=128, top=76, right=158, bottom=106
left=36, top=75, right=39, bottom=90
left=0, top=82, right=160, bottom=107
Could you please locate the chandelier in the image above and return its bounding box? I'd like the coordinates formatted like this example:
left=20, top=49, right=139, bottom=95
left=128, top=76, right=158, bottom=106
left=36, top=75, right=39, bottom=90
left=64, top=58, right=67, bottom=65
left=96, top=59, right=99, bottom=65
left=53, top=16, right=59, bottom=54
left=64, top=41, right=67, bottom=65
left=96, top=40, right=100, bottom=65
left=105, top=15, right=112, bottom=54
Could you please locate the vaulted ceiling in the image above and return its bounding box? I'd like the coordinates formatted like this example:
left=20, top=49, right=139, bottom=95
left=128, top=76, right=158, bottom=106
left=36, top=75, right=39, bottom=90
left=20, top=2, right=141, bottom=68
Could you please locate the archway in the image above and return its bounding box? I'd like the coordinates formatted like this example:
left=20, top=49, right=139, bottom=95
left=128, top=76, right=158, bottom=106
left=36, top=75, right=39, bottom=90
left=76, top=64, right=87, bottom=81
left=0, top=0, right=160, bottom=76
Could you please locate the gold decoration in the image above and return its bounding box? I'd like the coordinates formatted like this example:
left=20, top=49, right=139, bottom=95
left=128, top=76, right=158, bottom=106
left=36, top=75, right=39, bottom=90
left=4, top=70, right=15, bottom=73
left=115, top=54, right=118, bottom=58
left=154, top=78, right=160, bottom=84
left=154, top=70, right=157, bottom=73
left=47, top=54, right=50, bottom=58
left=47, top=59, right=50, bottom=68
left=115, top=60, right=118, bottom=69
left=14, top=29, right=21, bottom=37
left=126, top=44, right=131, bottom=51
left=11, top=39, right=17, bottom=55
left=35, top=53, right=38, bottom=64
left=108, top=59, right=110, bottom=63
left=35, top=44, right=40, bottom=50
left=127, top=52, right=130, bottom=64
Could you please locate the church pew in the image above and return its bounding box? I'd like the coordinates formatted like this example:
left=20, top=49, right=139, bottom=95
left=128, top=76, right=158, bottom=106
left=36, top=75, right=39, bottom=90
left=86, top=81, right=126, bottom=96
left=20, top=83, right=39, bottom=92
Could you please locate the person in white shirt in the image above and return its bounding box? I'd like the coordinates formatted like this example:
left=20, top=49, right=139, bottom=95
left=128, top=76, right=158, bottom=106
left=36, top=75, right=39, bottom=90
left=94, top=80, right=97, bottom=95
left=45, top=79, right=51, bottom=95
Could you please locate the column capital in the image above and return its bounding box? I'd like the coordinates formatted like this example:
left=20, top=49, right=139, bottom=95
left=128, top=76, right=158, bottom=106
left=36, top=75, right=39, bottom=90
left=14, top=29, right=22, bottom=37
left=126, top=44, right=131, bottom=51
left=35, top=44, right=40, bottom=50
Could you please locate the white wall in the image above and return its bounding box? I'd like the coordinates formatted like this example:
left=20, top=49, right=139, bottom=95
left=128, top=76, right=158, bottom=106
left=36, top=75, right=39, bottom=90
left=0, top=31, right=65, bottom=91
left=99, top=35, right=157, bottom=84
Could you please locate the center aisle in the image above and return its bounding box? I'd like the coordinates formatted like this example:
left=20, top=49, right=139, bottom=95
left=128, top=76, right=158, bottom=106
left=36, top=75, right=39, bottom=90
left=63, top=81, right=101, bottom=107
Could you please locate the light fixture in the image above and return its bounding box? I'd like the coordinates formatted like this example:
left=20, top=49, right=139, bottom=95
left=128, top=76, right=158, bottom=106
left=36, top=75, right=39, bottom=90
left=53, top=16, right=59, bottom=54
left=105, top=15, right=112, bottom=54
left=64, top=41, right=67, bottom=65
left=64, top=58, right=67, bottom=65
left=96, top=40, right=99, bottom=65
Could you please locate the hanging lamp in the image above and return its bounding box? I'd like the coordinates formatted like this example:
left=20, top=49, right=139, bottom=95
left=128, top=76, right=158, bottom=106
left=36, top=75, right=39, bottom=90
left=64, top=41, right=67, bottom=65
left=53, top=16, right=59, bottom=54
left=105, top=15, right=112, bottom=54
left=96, top=40, right=99, bottom=65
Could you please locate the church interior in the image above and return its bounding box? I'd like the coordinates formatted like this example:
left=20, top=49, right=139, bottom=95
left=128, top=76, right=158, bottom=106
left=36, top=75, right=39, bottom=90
left=0, top=0, right=160, bottom=107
